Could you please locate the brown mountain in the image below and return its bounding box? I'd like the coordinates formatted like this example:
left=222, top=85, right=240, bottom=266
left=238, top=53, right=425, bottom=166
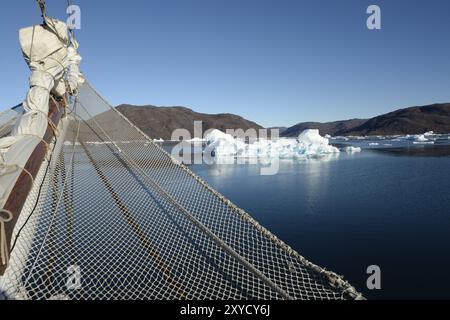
left=342, top=103, right=450, bottom=136
left=282, top=103, right=450, bottom=137
left=116, top=104, right=263, bottom=140
left=282, top=119, right=366, bottom=137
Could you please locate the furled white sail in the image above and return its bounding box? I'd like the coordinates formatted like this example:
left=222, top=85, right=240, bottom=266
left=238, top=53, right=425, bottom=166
left=0, top=17, right=83, bottom=268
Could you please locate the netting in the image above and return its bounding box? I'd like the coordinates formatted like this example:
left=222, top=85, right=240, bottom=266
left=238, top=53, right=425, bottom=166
left=0, top=82, right=362, bottom=300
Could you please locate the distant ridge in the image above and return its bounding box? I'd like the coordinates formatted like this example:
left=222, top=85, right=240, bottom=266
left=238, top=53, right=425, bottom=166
left=282, top=103, right=450, bottom=137
left=116, top=104, right=263, bottom=140
left=113, top=103, right=450, bottom=139
left=282, top=119, right=366, bottom=137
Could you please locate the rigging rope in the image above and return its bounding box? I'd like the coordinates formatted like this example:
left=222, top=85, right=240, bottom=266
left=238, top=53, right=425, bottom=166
left=36, top=0, right=46, bottom=19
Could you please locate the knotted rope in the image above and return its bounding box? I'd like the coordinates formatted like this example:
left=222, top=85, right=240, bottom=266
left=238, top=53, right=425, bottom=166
left=0, top=210, right=13, bottom=266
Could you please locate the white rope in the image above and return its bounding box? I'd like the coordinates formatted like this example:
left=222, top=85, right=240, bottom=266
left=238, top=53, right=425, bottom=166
left=0, top=210, right=13, bottom=266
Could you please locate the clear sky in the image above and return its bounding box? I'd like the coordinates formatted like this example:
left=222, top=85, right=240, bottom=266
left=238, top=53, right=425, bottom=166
left=0, top=0, right=449, bottom=127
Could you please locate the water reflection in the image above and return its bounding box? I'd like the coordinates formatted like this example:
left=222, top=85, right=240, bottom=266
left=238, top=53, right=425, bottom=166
left=302, top=158, right=334, bottom=215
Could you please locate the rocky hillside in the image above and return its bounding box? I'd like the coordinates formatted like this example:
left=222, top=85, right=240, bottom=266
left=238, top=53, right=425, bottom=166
left=116, top=104, right=263, bottom=140
left=282, top=103, right=450, bottom=137
left=282, top=119, right=366, bottom=137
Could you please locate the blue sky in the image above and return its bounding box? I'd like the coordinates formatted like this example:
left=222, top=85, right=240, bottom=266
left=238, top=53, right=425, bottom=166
left=1, top=0, right=449, bottom=127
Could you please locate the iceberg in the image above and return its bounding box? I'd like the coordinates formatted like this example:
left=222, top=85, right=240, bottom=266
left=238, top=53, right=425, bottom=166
left=414, top=135, right=429, bottom=142
left=335, top=136, right=350, bottom=141
left=205, top=129, right=340, bottom=159
left=345, top=146, right=362, bottom=153
left=401, top=133, right=431, bottom=142
left=205, top=129, right=246, bottom=156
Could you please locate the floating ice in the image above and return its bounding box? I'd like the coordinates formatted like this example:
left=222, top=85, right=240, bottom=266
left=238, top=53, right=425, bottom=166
left=205, top=129, right=340, bottom=159
left=400, top=133, right=434, bottom=142
left=345, top=146, right=362, bottom=153
left=333, top=136, right=350, bottom=141
left=414, top=135, right=429, bottom=142
left=413, top=141, right=435, bottom=145
left=187, top=137, right=206, bottom=143
left=64, top=141, right=81, bottom=146
left=205, top=130, right=246, bottom=156
left=369, top=143, right=380, bottom=146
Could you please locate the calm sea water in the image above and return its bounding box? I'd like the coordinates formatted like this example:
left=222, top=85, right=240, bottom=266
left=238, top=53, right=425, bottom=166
left=181, top=137, right=450, bottom=300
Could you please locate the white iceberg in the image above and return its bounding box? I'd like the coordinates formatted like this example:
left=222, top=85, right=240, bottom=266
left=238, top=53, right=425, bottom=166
left=369, top=142, right=380, bottom=146
left=345, top=146, right=362, bottom=153
left=205, top=129, right=340, bottom=159
left=331, top=136, right=349, bottom=141
left=401, top=133, right=431, bottom=142
left=187, top=137, right=206, bottom=143
left=205, top=129, right=246, bottom=156
left=414, top=135, right=429, bottom=142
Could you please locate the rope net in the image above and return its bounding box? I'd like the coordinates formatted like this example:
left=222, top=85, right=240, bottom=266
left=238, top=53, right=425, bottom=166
left=0, top=82, right=361, bottom=300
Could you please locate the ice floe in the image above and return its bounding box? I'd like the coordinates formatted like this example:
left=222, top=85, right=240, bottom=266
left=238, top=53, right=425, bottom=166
left=205, top=129, right=340, bottom=159
left=400, top=133, right=434, bottom=142
left=187, top=137, right=206, bottom=143
left=413, top=141, right=435, bottom=145
left=414, top=135, right=429, bottom=142
left=345, top=146, right=362, bottom=153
